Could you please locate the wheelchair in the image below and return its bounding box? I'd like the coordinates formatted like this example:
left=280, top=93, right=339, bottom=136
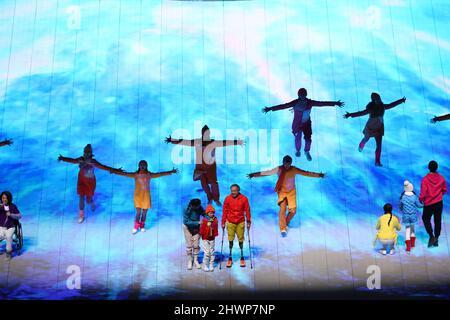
left=0, top=221, right=23, bottom=256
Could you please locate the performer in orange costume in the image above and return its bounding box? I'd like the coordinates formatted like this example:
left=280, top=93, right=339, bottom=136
left=248, top=155, right=324, bottom=237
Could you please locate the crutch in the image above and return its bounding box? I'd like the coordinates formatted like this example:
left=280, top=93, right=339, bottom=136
left=247, top=226, right=253, bottom=269
left=219, top=226, right=225, bottom=270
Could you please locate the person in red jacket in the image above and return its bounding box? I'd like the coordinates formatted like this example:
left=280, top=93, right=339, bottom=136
left=263, top=88, right=344, bottom=161
left=419, top=160, right=447, bottom=248
left=222, top=184, right=251, bottom=268
left=200, top=204, right=219, bottom=272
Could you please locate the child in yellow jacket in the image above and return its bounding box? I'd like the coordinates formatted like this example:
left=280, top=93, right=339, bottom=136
left=373, top=203, right=401, bottom=255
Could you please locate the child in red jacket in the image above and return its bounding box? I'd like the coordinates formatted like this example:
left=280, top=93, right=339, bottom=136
left=200, top=204, right=219, bottom=272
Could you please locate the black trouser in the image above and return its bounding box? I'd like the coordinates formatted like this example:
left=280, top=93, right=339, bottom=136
left=422, top=201, right=443, bottom=238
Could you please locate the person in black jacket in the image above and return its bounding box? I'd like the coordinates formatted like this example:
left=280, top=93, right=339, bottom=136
left=0, top=191, right=22, bottom=261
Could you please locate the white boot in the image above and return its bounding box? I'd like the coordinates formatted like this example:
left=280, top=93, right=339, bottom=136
left=194, top=255, right=202, bottom=269
left=209, top=258, right=215, bottom=272
left=203, top=256, right=210, bottom=272
left=187, top=256, right=193, bottom=270
left=78, top=210, right=85, bottom=224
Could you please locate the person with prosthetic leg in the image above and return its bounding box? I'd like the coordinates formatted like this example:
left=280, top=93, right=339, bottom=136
left=222, top=184, right=251, bottom=268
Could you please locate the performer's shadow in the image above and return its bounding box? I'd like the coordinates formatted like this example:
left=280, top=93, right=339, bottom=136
left=116, top=265, right=156, bottom=300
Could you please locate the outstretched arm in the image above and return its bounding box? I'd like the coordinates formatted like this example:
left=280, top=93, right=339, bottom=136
left=293, top=167, right=325, bottom=178
left=213, top=139, right=245, bottom=148
left=431, top=113, right=450, bottom=123
left=247, top=167, right=279, bottom=179
left=164, top=136, right=196, bottom=147
left=310, top=99, right=344, bottom=108
left=344, top=108, right=370, bottom=119
left=92, top=159, right=123, bottom=173
left=109, top=169, right=135, bottom=178
left=385, top=97, right=406, bottom=110
left=0, top=139, right=13, bottom=147
left=262, top=99, right=298, bottom=113
left=58, top=155, right=81, bottom=164
left=150, top=167, right=178, bottom=179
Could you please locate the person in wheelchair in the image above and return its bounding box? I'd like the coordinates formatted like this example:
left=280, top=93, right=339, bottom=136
left=0, top=191, right=22, bottom=261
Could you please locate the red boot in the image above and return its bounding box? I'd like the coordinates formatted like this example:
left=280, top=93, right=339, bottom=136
left=132, top=221, right=140, bottom=234
left=405, top=240, right=411, bottom=254
left=411, top=236, right=416, bottom=248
